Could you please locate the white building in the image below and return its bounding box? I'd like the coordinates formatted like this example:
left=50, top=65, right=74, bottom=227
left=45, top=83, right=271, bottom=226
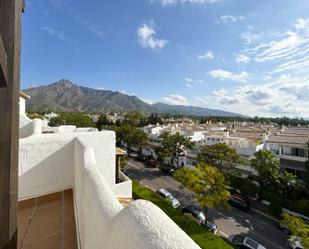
left=18, top=111, right=200, bottom=249
left=265, top=127, right=309, bottom=177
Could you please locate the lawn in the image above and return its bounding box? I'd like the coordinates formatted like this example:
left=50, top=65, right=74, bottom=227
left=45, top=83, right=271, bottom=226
left=132, top=180, right=234, bottom=249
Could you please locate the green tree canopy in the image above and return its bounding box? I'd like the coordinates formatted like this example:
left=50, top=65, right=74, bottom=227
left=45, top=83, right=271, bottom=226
left=199, top=143, right=241, bottom=172
left=282, top=213, right=309, bottom=248
left=48, top=112, right=95, bottom=128
left=158, top=132, right=194, bottom=167
left=115, top=125, right=148, bottom=148
left=174, top=163, right=230, bottom=212
left=124, top=110, right=145, bottom=127
left=251, top=150, right=280, bottom=185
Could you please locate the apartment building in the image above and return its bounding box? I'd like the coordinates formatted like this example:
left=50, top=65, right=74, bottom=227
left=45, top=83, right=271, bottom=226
left=265, top=127, right=309, bottom=177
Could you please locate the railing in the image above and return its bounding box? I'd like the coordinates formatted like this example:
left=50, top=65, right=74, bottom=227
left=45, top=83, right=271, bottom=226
left=279, top=154, right=307, bottom=162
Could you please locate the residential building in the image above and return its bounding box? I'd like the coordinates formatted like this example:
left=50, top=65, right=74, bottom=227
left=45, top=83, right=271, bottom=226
left=265, top=127, right=309, bottom=177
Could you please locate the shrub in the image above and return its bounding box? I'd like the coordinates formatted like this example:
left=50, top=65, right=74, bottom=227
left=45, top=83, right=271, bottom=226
left=268, top=203, right=282, bottom=218
left=286, top=199, right=309, bottom=217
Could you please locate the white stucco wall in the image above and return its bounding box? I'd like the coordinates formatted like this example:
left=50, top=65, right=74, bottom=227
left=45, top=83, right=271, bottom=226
left=74, top=137, right=200, bottom=249
left=19, top=130, right=117, bottom=199
left=19, top=96, right=26, bottom=116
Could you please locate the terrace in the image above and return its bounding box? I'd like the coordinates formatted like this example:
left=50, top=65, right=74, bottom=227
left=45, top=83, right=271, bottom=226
left=16, top=118, right=200, bottom=249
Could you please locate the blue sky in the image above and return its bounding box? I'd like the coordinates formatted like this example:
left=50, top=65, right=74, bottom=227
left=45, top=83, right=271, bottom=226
left=21, top=0, right=309, bottom=117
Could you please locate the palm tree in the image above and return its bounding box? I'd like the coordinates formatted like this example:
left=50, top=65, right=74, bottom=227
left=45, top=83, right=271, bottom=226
left=251, top=150, right=280, bottom=187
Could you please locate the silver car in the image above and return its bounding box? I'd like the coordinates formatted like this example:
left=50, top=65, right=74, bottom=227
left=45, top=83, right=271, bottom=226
left=157, top=188, right=180, bottom=208
left=229, top=235, right=267, bottom=249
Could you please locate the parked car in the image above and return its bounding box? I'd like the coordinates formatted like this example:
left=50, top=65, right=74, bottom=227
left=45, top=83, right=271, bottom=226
left=287, top=236, right=304, bottom=249
left=156, top=188, right=180, bottom=208
left=229, top=235, right=266, bottom=249
left=228, top=194, right=250, bottom=211
left=159, top=165, right=175, bottom=175
left=145, top=159, right=159, bottom=167
left=128, top=152, right=138, bottom=158
left=182, top=205, right=217, bottom=234
left=277, top=220, right=291, bottom=235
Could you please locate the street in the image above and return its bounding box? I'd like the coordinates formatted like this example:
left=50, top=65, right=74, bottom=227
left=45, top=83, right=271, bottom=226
left=125, top=158, right=289, bottom=249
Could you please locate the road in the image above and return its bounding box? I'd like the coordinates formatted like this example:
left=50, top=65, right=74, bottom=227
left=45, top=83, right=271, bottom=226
left=125, top=158, right=289, bottom=249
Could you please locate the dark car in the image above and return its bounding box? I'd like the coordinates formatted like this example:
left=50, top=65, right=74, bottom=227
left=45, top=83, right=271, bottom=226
left=145, top=159, right=159, bottom=167
left=277, top=221, right=291, bottom=235
left=228, top=194, right=250, bottom=211
left=182, top=205, right=217, bottom=234
left=159, top=165, right=175, bottom=175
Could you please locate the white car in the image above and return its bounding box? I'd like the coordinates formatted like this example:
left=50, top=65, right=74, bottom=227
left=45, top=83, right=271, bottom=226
left=128, top=152, right=138, bottom=158
left=156, top=188, right=180, bottom=208
left=229, top=235, right=267, bottom=249
left=287, top=236, right=304, bottom=249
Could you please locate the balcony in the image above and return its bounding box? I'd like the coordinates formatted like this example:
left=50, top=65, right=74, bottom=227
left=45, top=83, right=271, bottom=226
left=279, top=154, right=307, bottom=162
left=18, top=121, right=200, bottom=249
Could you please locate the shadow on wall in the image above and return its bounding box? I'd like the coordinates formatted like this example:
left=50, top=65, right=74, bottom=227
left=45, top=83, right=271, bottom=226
left=19, top=120, right=33, bottom=138
left=19, top=140, right=75, bottom=200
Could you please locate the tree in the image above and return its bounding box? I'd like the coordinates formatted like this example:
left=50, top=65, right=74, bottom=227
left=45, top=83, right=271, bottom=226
left=124, top=110, right=145, bottom=127
left=48, top=112, right=95, bottom=127
left=251, top=150, right=280, bottom=186
left=96, top=114, right=109, bottom=130
left=115, top=125, right=148, bottom=149
left=277, top=171, right=296, bottom=198
left=199, top=143, right=241, bottom=172
left=282, top=213, right=309, bottom=249
left=147, top=113, right=163, bottom=125
left=174, top=163, right=230, bottom=214
left=158, top=132, right=194, bottom=167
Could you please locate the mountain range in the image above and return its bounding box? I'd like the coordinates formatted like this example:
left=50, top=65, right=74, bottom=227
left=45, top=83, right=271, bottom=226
left=23, top=79, right=242, bottom=117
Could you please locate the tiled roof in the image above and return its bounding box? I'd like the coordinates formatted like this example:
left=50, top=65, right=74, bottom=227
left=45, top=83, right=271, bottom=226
left=281, top=127, right=309, bottom=135
left=267, top=134, right=309, bottom=145
left=230, top=132, right=264, bottom=140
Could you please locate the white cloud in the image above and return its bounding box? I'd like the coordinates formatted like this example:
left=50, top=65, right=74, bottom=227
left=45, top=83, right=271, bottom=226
left=185, top=77, right=205, bottom=88
left=137, top=22, right=168, bottom=50
left=241, top=31, right=262, bottom=45
left=161, top=94, right=189, bottom=105
left=95, top=85, right=105, bottom=90
left=185, top=77, right=194, bottom=83
left=209, top=69, right=249, bottom=82
left=198, top=51, right=214, bottom=60
left=140, top=98, right=154, bottom=104
left=197, top=74, right=309, bottom=117
left=151, top=0, right=219, bottom=7
left=218, top=15, right=245, bottom=23
left=242, top=18, right=309, bottom=77
left=235, top=54, right=250, bottom=64
left=42, top=26, right=69, bottom=41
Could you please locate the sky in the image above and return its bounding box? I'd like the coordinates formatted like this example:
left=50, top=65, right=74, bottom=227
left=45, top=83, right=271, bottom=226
left=21, top=0, right=309, bottom=118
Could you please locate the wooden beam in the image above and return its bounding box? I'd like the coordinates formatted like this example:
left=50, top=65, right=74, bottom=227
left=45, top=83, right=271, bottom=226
left=0, top=34, right=8, bottom=87
left=0, top=0, right=23, bottom=248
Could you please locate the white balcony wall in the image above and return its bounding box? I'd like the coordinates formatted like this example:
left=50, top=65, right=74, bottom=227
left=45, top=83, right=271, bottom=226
left=19, top=130, right=118, bottom=200
left=74, top=137, right=200, bottom=249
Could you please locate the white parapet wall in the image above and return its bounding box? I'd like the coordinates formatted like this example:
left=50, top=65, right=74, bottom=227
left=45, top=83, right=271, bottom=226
left=74, top=137, right=200, bottom=249
left=19, top=129, right=124, bottom=199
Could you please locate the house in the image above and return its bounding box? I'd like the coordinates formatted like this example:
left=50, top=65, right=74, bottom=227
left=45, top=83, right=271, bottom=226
left=20, top=91, right=30, bottom=116
left=265, top=126, right=309, bottom=177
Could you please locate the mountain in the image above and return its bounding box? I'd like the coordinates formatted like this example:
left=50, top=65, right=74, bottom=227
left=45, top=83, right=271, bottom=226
left=23, top=79, right=153, bottom=113
left=152, top=103, right=242, bottom=117
left=23, top=79, right=242, bottom=116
